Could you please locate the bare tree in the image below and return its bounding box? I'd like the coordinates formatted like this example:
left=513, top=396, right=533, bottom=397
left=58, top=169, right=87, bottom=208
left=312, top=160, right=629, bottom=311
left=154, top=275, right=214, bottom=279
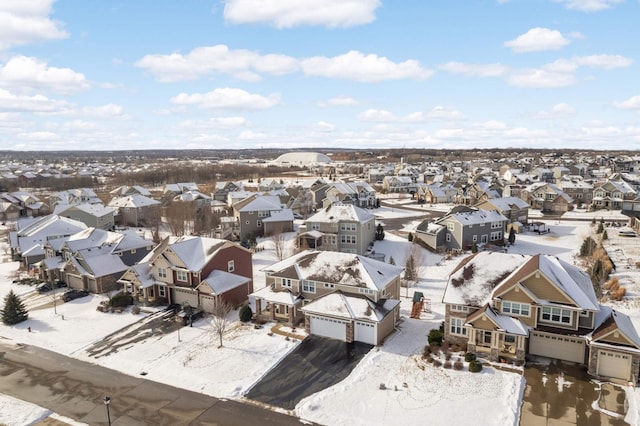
left=403, top=242, right=424, bottom=297
left=210, top=298, right=233, bottom=348
left=271, top=228, right=288, bottom=261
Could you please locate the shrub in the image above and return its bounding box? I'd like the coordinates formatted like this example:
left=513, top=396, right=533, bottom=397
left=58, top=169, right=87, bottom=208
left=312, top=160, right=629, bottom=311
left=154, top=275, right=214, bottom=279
left=453, top=361, right=464, bottom=371
left=430, top=345, right=441, bottom=356
left=468, top=360, right=483, bottom=373
left=515, top=359, right=525, bottom=367
left=131, top=305, right=141, bottom=315
left=239, top=304, right=253, bottom=322
left=428, top=329, right=444, bottom=346
left=433, top=359, right=443, bottom=368
left=464, top=352, right=476, bottom=362
left=422, top=345, right=432, bottom=358
left=445, top=351, right=452, bottom=361
left=109, top=292, right=133, bottom=308
left=443, top=361, right=452, bottom=369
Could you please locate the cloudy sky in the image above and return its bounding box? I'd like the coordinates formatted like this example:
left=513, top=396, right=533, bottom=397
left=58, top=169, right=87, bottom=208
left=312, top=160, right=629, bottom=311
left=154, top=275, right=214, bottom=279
left=0, top=0, right=638, bottom=151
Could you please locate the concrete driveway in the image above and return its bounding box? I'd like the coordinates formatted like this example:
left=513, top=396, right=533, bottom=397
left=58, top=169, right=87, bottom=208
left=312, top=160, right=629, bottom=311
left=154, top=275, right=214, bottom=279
left=521, top=358, right=629, bottom=425
left=245, top=335, right=372, bottom=410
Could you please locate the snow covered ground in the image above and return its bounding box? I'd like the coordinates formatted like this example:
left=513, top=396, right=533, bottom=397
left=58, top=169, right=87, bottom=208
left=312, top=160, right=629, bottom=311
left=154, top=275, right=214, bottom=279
left=1, top=211, right=640, bottom=425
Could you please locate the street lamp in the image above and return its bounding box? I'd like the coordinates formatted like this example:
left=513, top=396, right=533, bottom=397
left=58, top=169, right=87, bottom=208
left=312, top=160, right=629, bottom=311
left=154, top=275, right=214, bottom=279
left=103, top=396, right=111, bottom=426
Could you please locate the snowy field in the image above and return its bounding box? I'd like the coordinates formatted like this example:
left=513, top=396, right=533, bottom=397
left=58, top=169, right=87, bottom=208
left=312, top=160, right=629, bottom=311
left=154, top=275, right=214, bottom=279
left=2, top=211, right=640, bottom=425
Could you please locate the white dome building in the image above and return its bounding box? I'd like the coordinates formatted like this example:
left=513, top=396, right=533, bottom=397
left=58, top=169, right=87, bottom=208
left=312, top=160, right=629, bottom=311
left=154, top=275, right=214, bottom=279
left=273, top=152, right=332, bottom=167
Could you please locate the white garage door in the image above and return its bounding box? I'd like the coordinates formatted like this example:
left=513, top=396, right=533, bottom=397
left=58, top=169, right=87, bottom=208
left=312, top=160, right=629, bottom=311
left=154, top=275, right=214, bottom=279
left=309, top=315, right=347, bottom=341
left=354, top=321, right=377, bottom=345
left=67, top=274, right=84, bottom=290
left=173, top=287, right=199, bottom=308
left=529, top=331, right=585, bottom=363
left=597, top=350, right=631, bottom=381
left=200, top=294, right=216, bottom=313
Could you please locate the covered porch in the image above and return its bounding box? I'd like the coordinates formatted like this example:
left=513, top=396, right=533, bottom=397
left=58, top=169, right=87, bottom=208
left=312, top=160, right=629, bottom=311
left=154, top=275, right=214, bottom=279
left=252, top=286, right=304, bottom=326
left=466, top=305, right=529, bottom=362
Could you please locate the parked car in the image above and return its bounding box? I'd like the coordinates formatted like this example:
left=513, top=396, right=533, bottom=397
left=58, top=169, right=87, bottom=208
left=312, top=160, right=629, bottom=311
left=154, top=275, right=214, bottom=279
left=62, top=289, right=89, bottom=302
left=36, top=282, right=53, bottom=293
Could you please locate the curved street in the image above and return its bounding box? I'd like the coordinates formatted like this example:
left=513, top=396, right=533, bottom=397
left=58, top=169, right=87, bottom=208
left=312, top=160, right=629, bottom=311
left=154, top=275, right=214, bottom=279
left=0, top=341, right=306, bottom=425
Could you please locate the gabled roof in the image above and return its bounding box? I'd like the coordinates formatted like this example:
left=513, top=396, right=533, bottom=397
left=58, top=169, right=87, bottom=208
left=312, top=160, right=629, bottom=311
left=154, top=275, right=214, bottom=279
left=466, top=305, right=530, bottom=336
left=263, top=250, right=403, bottom=292
left=196, top=270, right=251, bottom=295
left=591, top=306, right=640, bottom=349
left=306, top=203, right=374, bottom=224
left=438, top=208, right=508, bottom=226
left=479, top=196, right=530, bottom=211
left=301, top=291, right=399, bottom=322
left=166, top=236, right=229, bottom=272
left=235, top=194, right=283, bottom=212
left=108, top=194, right=160, bottom=208
left=54, top=202, right=115, bottom=218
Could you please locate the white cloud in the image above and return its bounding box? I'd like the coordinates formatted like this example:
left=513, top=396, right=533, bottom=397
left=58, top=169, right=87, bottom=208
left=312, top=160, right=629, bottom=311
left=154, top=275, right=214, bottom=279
left=0, top=56, right=89, bottom=94
left=301, top=50, right=433, bottom=83
left=238, top=130, right=267, bottom=140
left=315, top=121, right=335, bottom=131
left=358, top=106, right=464, bottom=122
left=552, top=0, right=624, bottom=12
left=0, top=88, right=71, bottom=112
left=614, top=95, right=640, bottom=110
left=179, top=117, right=249, bottom=129
left=531, top=102, right=576, bottom=118
left=504, top=27, right=570, bottom=53
left=318, top=96, right=359, bottom=107
left=0, top=0, right=68, bottom=50
left=17, top=130, right=60, bottom=141
left=136, top=45, right=299, bottom=82
left=507, top=69, right=576, bottom=88
left=572, top=54, right=632, bottom=69
left=223, top=0, right=381, bottom=28
left=439, top=62, right=509, bottom=77
left=170, top=88, right=281, bottom=110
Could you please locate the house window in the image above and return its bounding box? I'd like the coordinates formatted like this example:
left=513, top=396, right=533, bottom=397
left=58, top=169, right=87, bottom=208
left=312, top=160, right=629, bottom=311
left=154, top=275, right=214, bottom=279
left=228, top=260, right=235, bottom=273
left=451, top=305, right=469, bottom=313
left=446, top=234, right=451, bottom=242
left=502, top=301, right=530, bottom=316
left=257, top=220, right=262, bottom=227
left=541, top=307, right=572, bottom=325
left=504, top=334, right=516, bottom=344
left=245, top=220, right=250, bottom=225
left=131, top=249, right=136, bottom=254
left=450, top=317, right=467, bottom=336
left=311, top=223, right=320, bottom=230
left=491, top=221, right=502, bottom=229
left=302, top=280, right=316, bottom=293
left=324, top=283, right=334, bottom=289
left=481, top=235, right=488, bottom=243
left=258, top=211, right=269, bottom=218
left=490, top=231, right=502, bottom=241
left=340, top=223, right=357, bottom=231
left=478, top=330, right=492, bottom=346
left=340, top=235, right=356, bottom=244
left=447, top=223, right=455, bottom=231
left=472, top=235, right=478, bottom=242
left=158, top=286, right=166, bottom=298
left=176, top=270, right=188, bottom=282
left=359, top=288, right=373, bottom=295
left=158, top=267, right=167, bottom=279
left=281, top=278, right=292, bottom=288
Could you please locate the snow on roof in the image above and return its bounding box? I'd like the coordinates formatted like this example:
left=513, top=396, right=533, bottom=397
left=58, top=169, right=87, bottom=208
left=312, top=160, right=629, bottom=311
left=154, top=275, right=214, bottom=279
left=301, top=291, right=399, bottom=322
left=262, top=209, right=294, bottom=222
left=43, top=255, right=65, bottom=270
left=80, top=251, right=128, bottom=278
left=198, top=270, right=251, bottom=295
left=443, top=252, right=529, bottom=306
left=108, top=194, right=160, bottom=208
left=237, top=195, right=283, bottom=212
left=480, top=307, right=530, bottom=336
left=126, top=262, right=156, bottom=288
left=445, top=209, right=508, bottom=226
left=168, top=236, right=228, bottom=272
left=54, top=203, right=115, bottom=217
left=251, top=286, right=302, bottom=305
left=306, top=204, right=374, bottom=224
left=483, top=197, right=530, bottom=210
left=539, top=256, right=599, bottom=311
left=263, top=250, right=403, bottom=291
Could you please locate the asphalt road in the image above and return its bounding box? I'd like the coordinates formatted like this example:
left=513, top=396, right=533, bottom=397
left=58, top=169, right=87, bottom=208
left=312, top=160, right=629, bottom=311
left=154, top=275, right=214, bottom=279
left=0, top=340, right=306, bottom=425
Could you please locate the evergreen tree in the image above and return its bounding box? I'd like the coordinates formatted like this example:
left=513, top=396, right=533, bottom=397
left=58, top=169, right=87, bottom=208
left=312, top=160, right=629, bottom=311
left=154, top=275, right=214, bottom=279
left=404, top=255, right=415, bottom=281
left=602, top=230, right=608, bottom=240
left=375, top=223, right=385, bottom=241
left=579, top=236, right=597, bottom=257
left=408, top=233, right=414, bottom=242
left=471, top=242, right=478, bottom=253
left=1, top=290, right=29, bottom=325
left=508, top=228, right=516, bottom=245
left=597, top=222, right=604, bottom=234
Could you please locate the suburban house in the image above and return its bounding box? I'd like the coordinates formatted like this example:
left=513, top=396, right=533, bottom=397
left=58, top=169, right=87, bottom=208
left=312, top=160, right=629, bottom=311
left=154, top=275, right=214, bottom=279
left=38, top=227, right=152, bottom=287
left=0, top=200, right=20, bottom=221
left=212, top=181, right=244, bottom=202
left=417, top=183, right=458, bottom=204
left=622, top=198, right=640, bottom=233
left=382, top=175, right=414, bottom=193
left=414, top=208, right=508, bottom=252
left=3, top=191, right=48, bottom=217
left=443, top=251, right=640, bottom=384
left=520, top=182, right=573, bottom=214
left=252, top=250, right=403, bottom=345
left=109, top=185, right=152, bottom=198
left=50, top=188, right=102, bottom=209
left=118, top=236, right=253, bottom=310
left=108, top=194, right=161, bottom=227
left=9, top=215, right=88, bottom=267
left=233, top=194, right=294, bottom=239
left=475, top=197, right=530, bottom=233
left=323, top=181, right=377, bottom=208
left=558, top=179, right=594, bottom=207
left=298, top=204, right=376, bottom=255
left=592, top=180, right=636, bottom=211
left=53, top=203, right=116, bottom=231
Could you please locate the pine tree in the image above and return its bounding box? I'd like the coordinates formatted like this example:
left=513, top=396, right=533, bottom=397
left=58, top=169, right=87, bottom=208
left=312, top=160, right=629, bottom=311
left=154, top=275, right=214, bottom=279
left=508, top=228, right=516, bottom=245
left=376, top=224, right=385, bottom=241
left=602, top=230, right=608, bottom=240
left=408, top=233, right=414, bottom=242
left=404, top=255, right=415, bottom=281
left=1, top=290, right=29, bottom=325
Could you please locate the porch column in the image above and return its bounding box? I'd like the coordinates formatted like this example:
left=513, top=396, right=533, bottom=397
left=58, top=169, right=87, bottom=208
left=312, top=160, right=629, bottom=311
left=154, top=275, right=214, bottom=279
left=255, top=298, right=262, bottom=314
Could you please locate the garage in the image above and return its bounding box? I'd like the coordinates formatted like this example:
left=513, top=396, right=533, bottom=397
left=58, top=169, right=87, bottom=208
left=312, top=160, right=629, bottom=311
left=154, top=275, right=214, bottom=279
left=529, top=331, right=585, bottom=363
left=173, top=287, right=199, bottom=308
left=597, top=350, right=631, bottom=381
left=309, top=315, right=347, bottom=341
left=200, top=294, right=217, bottom=313
left=66, top=274, right=85, bottom=290
left=354, top=321, right=377, bottom=345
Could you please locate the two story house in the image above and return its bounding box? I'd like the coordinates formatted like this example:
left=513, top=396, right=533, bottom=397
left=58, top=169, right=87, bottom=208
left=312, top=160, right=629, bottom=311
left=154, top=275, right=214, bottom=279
left=53, top=203, right=116, bottom=231
left=592, top=180, right=636, bottom=211
left=475, top=197, right=530, bottom=233
left=443, top=252, right=640, bottom=383
left=323, top=181, right=377, bottom=208
left=118, top=236, right=253, bottom=310
left=415, top=208, right=508, bottom=252
left=108, top=194, right=161, bottom=227
left=521, top=182, right=573, bottom=214
left=252, top=250, right=403, bottom=345
left=298, top=204, right=376, bottom=255
left=233, top=194, right=294, bottom=239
